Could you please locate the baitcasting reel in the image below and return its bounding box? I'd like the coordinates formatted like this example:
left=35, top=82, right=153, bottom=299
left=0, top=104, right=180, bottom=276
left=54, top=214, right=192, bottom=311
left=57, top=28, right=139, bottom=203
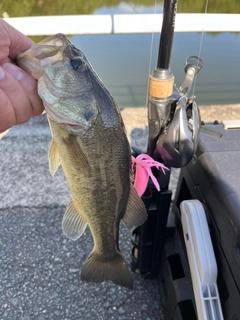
left=147, top=56, right=203, bottom=168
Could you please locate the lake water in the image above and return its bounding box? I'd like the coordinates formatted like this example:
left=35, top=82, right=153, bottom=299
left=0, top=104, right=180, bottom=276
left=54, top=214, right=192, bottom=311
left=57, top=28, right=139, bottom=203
left=70, top=2, right=240, bottom=109
left=72, top=32, right=240, bottom=109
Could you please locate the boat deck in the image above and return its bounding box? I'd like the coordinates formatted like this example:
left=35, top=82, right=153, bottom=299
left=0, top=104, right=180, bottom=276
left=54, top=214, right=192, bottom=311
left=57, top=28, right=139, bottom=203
left=0, top=104, right=239, bottom=319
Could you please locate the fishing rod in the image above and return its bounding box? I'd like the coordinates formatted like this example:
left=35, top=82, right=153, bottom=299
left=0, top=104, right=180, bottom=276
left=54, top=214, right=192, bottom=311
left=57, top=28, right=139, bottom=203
left=157, top=0, right=176, bottom=69
left=131, top=0, right=204, bottom=279
left=147, top=0, right=203, bottom=167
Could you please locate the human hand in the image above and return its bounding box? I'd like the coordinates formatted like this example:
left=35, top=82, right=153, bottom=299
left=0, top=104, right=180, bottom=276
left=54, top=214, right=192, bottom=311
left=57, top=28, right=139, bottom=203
left=0, top=18, right=44, bottom=133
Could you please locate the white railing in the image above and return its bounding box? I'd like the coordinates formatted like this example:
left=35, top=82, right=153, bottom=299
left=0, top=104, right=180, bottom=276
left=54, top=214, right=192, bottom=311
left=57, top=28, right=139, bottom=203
left=4, top=14, right=240, bottom=36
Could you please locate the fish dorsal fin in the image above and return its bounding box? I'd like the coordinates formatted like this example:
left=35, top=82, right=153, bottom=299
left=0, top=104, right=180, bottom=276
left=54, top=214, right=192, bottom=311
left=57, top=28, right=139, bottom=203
left=48, top=139, right=61, bottom=177
left=122, top=184, right=147, bottom=229
left=62, top=198, right=87, bottom=241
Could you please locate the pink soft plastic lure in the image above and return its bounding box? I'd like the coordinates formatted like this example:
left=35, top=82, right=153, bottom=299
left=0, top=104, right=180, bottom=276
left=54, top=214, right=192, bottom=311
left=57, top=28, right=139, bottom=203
left=131, top=154, right=169, bottom=197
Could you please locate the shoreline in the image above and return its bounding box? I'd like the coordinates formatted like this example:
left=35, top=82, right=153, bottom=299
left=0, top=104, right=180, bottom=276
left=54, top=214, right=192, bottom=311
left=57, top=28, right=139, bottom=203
left=1, top=104, right=239, bottom=141
left=121, top=104, right=240, bottom=135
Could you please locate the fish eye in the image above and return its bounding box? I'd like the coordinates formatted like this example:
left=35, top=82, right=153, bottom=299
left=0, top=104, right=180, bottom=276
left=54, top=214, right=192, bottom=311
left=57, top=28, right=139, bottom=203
left=71, top=57, right=84, bottom=70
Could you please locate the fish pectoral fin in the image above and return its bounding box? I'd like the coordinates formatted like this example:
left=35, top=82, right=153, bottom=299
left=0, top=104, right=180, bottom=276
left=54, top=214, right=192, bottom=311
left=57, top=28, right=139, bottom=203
left=81, top=251, right=133, bottom=289
left=62, top=198, right=87, bottom=241
left=122, top=184, right=148, bottom=229
left=48, top=139, right=61, bottom=177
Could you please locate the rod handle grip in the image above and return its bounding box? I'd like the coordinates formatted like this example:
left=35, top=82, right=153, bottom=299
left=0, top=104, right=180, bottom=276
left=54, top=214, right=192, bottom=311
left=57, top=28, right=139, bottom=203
left=149, top=75, right=174, bottom=99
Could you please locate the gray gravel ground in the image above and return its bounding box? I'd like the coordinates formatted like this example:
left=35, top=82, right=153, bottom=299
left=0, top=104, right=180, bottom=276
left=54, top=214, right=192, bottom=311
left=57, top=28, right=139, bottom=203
left=0, top=115, right=179, bottom=320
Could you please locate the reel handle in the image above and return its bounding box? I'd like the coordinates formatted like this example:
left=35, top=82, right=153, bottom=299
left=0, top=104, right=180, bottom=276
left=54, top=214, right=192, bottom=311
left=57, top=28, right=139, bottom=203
left=178, top=56, right=203, bottom=97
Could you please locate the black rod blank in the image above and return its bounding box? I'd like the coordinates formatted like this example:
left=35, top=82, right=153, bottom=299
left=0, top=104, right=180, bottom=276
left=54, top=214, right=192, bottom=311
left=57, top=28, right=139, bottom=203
left=157, top=0, right=178, bottom=70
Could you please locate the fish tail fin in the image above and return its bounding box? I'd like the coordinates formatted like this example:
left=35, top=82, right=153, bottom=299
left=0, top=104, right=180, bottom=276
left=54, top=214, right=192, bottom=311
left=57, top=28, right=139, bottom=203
left=81, top=251, right=133, bottom=289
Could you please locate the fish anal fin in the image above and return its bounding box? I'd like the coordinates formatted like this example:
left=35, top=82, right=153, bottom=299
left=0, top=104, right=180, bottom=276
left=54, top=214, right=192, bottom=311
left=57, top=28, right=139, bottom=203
left=122, top=184, right=147, bottom=229
left=48, top=139, right=61, bottom=177
left=62, top=198, right=87, bottom=241
left=81, top=251, right=133, bottom=289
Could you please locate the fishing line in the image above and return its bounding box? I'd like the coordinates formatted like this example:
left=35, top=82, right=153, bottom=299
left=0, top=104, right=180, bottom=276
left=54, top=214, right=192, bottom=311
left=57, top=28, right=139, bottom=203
left=145, top=0, right=157, bottom=108
left=192, top=0, right=209, bottom=98
left=135, top=0, right=157, bottom=152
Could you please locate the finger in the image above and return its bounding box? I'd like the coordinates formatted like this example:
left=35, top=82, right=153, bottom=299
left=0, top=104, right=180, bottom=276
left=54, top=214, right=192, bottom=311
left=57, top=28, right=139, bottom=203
left=0, top=87, right=16, bottom=133
left=0, top=66, right=32, bottom=127
left=3, top=63, right=44, bottom=117
left=0, top=18, right=33, bottom=63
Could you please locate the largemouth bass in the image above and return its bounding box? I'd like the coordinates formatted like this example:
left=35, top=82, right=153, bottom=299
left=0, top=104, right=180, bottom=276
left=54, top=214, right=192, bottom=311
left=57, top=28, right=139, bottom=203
left=16, top=34, right=147, bottom=289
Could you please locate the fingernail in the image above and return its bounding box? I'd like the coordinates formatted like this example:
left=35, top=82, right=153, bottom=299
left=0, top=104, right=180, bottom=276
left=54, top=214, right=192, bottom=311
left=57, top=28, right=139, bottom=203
left=3, top=63, right=24, bottom=81
left=0, top=67, right=6, bottom=80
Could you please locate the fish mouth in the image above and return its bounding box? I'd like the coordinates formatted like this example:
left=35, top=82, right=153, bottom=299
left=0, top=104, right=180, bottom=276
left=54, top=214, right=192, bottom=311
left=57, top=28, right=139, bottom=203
left=16, top=34, right=70, bottom=80
left=35, top=33, right=70, bottom=48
